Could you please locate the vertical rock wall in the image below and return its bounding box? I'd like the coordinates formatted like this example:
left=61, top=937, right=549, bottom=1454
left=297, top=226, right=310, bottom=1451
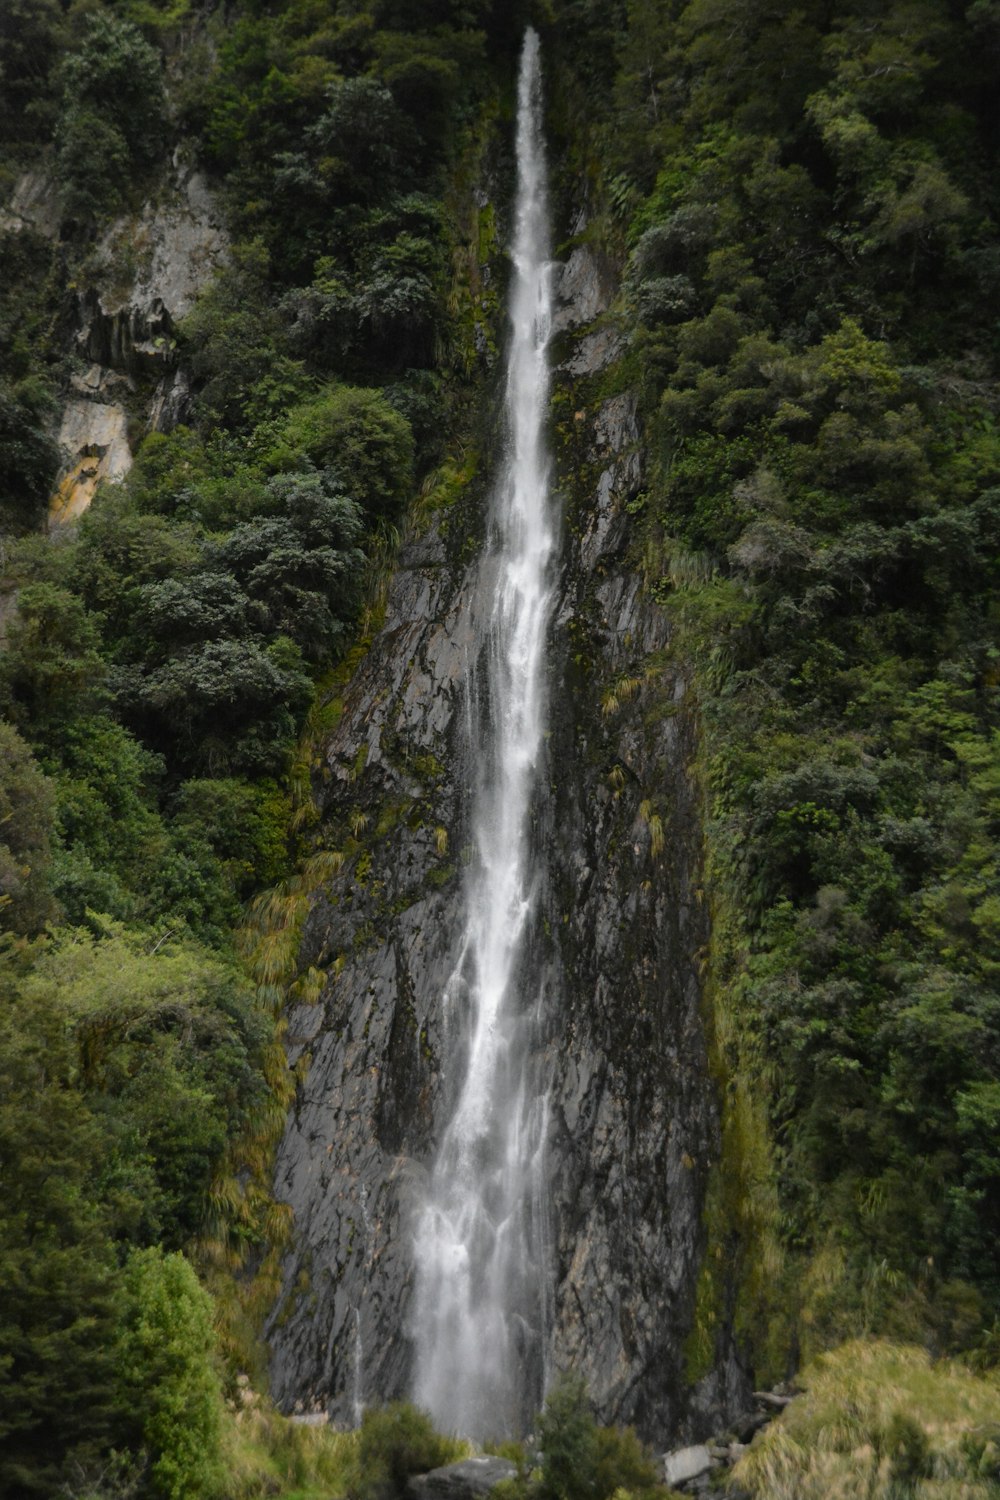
left=266, top=212, right=748, bottom=1441
left=2, top=162, right=227, bottom=530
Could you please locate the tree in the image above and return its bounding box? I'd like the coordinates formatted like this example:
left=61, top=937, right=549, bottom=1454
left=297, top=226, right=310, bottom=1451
left=302, top=77, right=410, bottom=206
left=0, top=584, right=106, bottom=740
left=210, top=472, right=366, bottom=657
left=120, top=636, right=313, bottom=774
left=113, top=1248, right=224, bottom=1500
left=56, top=13, right=166, bottom=171
left=0, top=381, right=59, bottom=533
left=181, top=243, right=308, bottom=430
left=0, top=0, right=62, bottom=140
left=0, top=952, right=119, bottom=1497
left=15, top=923, right=268, bottom=1248
left=276, top=386, right=415, bottom=521
left=0, top=722, right=55, bottom=935
left=537, top=1375, right=598, bottom=1500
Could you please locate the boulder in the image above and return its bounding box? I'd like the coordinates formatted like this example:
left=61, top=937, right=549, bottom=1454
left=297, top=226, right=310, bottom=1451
left=662, top=1445, right=714, bottom=1487
left=408, top=1457, right=518, bottom=1500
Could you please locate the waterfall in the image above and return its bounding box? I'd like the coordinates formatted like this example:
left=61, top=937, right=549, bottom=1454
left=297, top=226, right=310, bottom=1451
left=412, top=27, right=555, bottom=1440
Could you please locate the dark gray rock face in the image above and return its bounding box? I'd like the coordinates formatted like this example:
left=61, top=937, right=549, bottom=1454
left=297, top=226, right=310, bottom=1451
left=408, top=1457, right=518, bottom=1500
left=266, top=228, right=748, bottom=1440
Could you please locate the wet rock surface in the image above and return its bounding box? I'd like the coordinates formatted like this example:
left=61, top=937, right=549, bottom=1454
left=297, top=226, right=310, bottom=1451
left=268, top=527, right=480, bottom=1421
left=267, top=214, right=748, bottom=1439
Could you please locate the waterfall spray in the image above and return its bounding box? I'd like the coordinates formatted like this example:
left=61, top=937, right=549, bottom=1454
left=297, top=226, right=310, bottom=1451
left=412, top=27, right=555, bottom=1439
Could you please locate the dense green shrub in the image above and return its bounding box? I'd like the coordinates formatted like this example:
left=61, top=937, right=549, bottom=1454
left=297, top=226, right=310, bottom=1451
left=535, top=1377, right=659, bottom=1500
left=276, top=386, right=415, bottom=521
left=54, top=13, right=166, bottom=219
left=537, top=1376, right=599, bottom=1500
left=13, top=923, right=269, bottom=1246
left=0, top=583, right=106, bottom=738
left=352, top=1403, right=463, bottom=1500
left=114, top=1247, right=225, bottom=1500
left=0, top=379, right=59, bottom=533
left=0, top=0, right=63, bottom=142
left=0, top=721, right=55, bottom=935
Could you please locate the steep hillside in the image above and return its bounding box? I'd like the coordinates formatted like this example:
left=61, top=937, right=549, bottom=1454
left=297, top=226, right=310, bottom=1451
left=546, top=0, right=1000, bottom=1371
left=2, top=0, right=1000, bottom=1495
left=0, top=1, right=525, bottom=1492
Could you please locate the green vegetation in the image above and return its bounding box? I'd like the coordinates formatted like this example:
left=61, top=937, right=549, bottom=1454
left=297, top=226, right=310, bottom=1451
left=351, top=1402, right=467, bottom=1500
left=4, top=0, right=1000, bottom=1486
left=221, top=1405, right=360, bottom=1500
left=0, top=924, right=268, bottom=1492
left=734, top=1340, right=1000, bottom=1499
left=55, top=12, right=166, bottom=220
left=491, top=1376, right=663, bottom=1500
left=546, top=0, right=1000, bottom=1372
left=0, top=0, right=512, bottom=1493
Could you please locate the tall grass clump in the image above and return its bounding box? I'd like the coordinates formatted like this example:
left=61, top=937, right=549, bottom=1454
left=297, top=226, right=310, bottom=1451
left=221, top=1400, right=466, bottom=1500
left=221, top=1404, right=360, bottom=1499
left=734, top=1340, right=1000, bottom=1500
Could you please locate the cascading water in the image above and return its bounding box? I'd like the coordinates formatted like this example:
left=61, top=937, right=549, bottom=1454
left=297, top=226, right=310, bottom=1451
left=412, top=27, right=556, bottom=1440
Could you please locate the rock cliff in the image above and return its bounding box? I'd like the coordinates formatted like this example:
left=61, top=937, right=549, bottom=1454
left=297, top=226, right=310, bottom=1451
left=2, top=160, right=226, bottom=529
left=266, top=201, right=749, bottom=1439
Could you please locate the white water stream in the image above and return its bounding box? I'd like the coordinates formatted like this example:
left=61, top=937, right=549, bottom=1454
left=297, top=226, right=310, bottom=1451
left=412, top=27, right=556, bottom=1439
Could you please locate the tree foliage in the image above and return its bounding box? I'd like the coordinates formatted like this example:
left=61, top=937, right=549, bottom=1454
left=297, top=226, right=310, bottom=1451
left=113, top=1248, right=225, bottom=1500
left=0, top=1, right=511, bottom=1491
left=54, top=13, right=166, bottom=219
left=551, top=0, right=1000, bottom=1358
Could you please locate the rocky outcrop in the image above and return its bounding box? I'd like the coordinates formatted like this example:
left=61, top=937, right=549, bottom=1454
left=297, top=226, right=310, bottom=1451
left=660, top=1387, right=799, bottom=1496
left=75, top=165, right=226, bottom=380
left=267, top=522, right=479, bottom=1421
left=37, top=163, right=228, bottom=527
left=266, top=209, right=747, bottom=1440
left=0, top=167, right=62, bottom=239
left=50, top=396, right=133, bottom=527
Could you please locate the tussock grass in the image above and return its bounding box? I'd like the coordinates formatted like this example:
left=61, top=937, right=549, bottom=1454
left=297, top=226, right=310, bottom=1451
left=601, top=673, right=643, bottom=717
left=221, top=1405, right=360, bottom=1499
left=734, top=1340, right=1000, bottom=1500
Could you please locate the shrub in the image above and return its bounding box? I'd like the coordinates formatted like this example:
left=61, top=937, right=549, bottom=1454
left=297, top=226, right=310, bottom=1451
left=353, top=1402, right=463, bottom=1500
left=536, top=1376, right=660, bottom=1500
left=0, top=379, right=59, bottom=531
left=114, top=1247, right=224, bottom=1500
left=276, top=386, right=415, bottom=522
left=0, top=720, right=55, bottom=934
left=57, top=13, right=165, bottom=167
left=537, top=1376, right=598, bottom=1500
